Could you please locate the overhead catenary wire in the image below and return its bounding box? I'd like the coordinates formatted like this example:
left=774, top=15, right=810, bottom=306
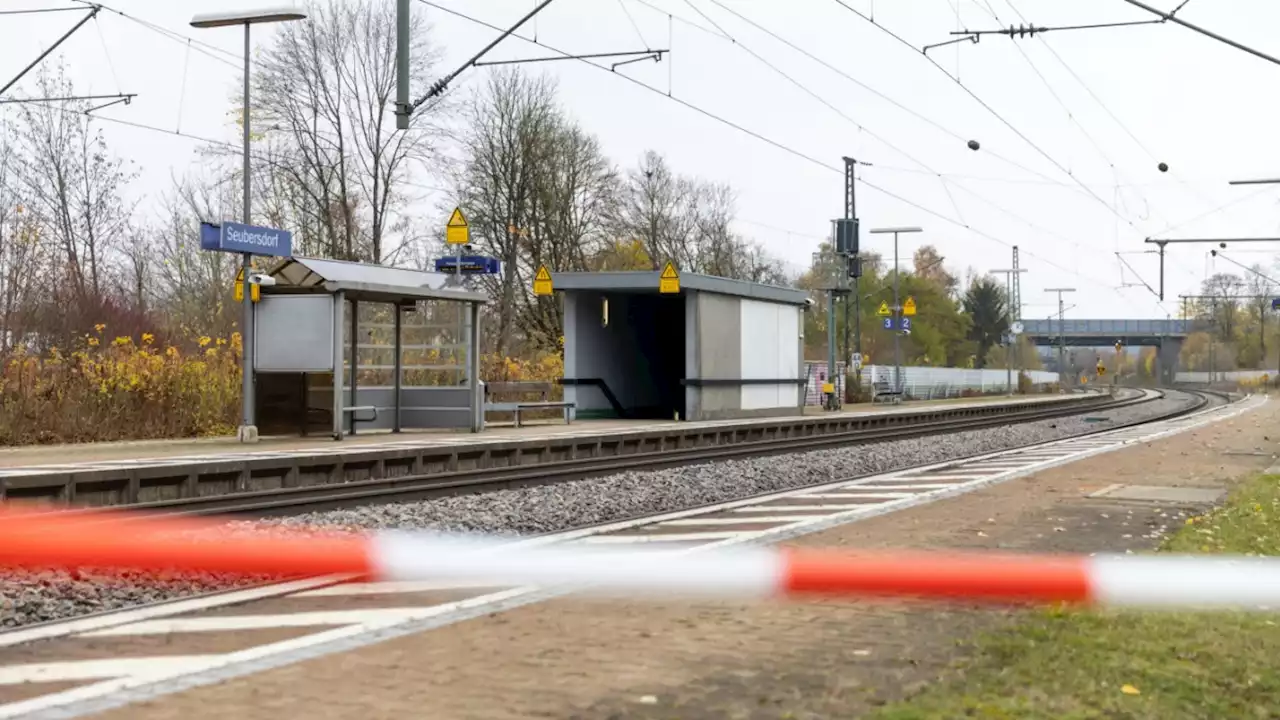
left=827, top=0, right=1147, bottom=234
left=669, top=1, right=1131, bottom=257
left=75, top=0, right=242, bottom=70
left=414, top=0, right=1128, bottom=296
left=995, top=0, right=1217, bottom=211
left=651, top=0, right=1088, bottom=195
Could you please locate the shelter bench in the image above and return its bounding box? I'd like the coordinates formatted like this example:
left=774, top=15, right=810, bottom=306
left=872, top=379, right=903, bottom=405
left=484, top=382, right=575, bottom=428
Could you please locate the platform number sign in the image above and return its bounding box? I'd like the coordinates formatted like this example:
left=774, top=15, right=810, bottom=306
left=533, top=265, right=553, bottom=296
left=659, top=262, right=680, bottom=294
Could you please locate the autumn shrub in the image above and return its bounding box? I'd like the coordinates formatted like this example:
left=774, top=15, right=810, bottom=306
left=0, top=322, right=573, bottom=443
left=0, top=326, right=240, bottom=445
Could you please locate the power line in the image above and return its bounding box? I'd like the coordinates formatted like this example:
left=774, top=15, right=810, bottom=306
left=709, top=2, right=1129, bottom=257
left=996, top=0, right=1216, bottom=212
left=658, top=1, right=1134, bottom=259
left=660, top=0, right=1081, bottom=193
left=616, top=0, right=649, bottom=47
left=85, top=1, right=242, bottom=70
left=827, top=0, right=1146, bottom=233
left=417, top=0, right=1124, bottom=293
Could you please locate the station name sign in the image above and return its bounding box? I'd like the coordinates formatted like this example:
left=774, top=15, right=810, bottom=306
left=200, top=221, right=293, bottom=257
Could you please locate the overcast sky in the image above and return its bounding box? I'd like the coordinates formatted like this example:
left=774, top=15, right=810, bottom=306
left=4, top=0, right=1280, bottom=320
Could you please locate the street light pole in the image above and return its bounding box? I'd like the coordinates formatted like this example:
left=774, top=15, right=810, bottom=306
left=870, top=226, right=923, bottom=395
left=240, top=21, right=253, bottom=439
left=192, top=7, right=307, bottom=444
left=1045, top=288, right=1076, bottom=387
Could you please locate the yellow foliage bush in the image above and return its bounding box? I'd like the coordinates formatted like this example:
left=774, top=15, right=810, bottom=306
left=0, top=328, right=241, bottom=445
left=0, top=321, right=569, bottom=444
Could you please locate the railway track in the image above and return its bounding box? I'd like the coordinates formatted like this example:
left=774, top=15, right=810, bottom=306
left=0, top=388, right=1258, bottom=720
left=125, top=388, right=1163, bottom=517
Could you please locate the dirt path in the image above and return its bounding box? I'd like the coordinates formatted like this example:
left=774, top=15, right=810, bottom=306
left=103, top=398, right=1279, bottom=720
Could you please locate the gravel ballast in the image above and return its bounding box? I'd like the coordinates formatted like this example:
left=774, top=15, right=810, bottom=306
left=0, top=391, right=1207, bottom=628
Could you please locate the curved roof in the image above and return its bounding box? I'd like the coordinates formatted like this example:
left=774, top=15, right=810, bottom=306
left=266, top=256, right=487, bottom=304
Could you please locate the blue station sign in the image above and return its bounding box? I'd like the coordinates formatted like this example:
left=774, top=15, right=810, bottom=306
left=200, top=221, right=293, bottom=257
left=435, top=255, right=500, bottom=275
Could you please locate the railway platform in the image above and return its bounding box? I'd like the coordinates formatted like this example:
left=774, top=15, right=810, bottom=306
left=0, top=390, right=1260, bottom=720
left=0, top=393, right=1095, bottom=509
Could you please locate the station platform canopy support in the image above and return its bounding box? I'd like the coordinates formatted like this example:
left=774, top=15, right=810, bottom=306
left=252, top=256, right=488, bottom=440
left=545, top=266, right=811, bottom=422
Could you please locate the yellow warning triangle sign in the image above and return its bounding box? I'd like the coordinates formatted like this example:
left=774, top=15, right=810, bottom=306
left=533, top=265, right=553, bottom=296
left=233, top=268, right=260, bottom=302
left=446, top=207, right=469, bottom=245
left=659, top=261, right=680, bottom=293
left=876, top=301, right=891, bottom=316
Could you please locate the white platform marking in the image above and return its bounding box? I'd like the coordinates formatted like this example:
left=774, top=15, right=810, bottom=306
left=577, top=532, right=748, bottom=544
left=295, top=579, right=512, bottom=598
left=80, top=609, right=434, bottom=637
left=657, top=516, right=828, bottom=526
left=0, top=657, right=217, bottom=685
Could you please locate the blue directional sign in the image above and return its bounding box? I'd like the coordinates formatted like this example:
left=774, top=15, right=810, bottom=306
left=200, top=221, right=293, bottom=257
left=882, top=317, right=912, bottom=331
left=435, top=255, right=500, bottom=275
left=1272, top=297, right=1280, bottom=311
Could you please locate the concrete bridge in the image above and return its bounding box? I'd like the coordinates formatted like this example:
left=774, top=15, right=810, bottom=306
left=1020, top=319, right=1189, bottom=384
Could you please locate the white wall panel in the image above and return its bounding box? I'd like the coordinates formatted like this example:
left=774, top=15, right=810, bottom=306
left=740, top=298, right=792, bottom=410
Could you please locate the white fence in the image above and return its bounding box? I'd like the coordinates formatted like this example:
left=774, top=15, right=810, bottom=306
left=803, top=362, right=1060, bottom=405
left=1175, top=370, right=1271, bottom=383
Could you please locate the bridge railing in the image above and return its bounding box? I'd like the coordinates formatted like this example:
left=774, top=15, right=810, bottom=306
left=1021, top=319, right=1190, bottom=336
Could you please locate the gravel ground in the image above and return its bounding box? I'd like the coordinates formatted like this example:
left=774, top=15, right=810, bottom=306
left=0, top=391, right=1204, bottom=628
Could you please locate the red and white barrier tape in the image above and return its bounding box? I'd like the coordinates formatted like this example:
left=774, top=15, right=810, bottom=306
left=0, top=505, right=1276, bottom=609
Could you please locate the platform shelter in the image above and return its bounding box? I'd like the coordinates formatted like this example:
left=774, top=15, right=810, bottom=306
left=549, top=268, right=810, bottom=422
left=251, top=256, right=487, bottom=440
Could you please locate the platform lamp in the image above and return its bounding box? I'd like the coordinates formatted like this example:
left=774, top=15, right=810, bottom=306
left=868, top=226, right=922, bottom=395
left=191, top=6, right=308, bottom=443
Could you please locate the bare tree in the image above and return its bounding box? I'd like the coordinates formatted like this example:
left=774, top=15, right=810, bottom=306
left=246, top=0, right=444, bottom=263
left=611, top=151, right=785, bottom=284
left=0, top=119, right=47, bottom=350
left=147, top=173, right=243, bottom=338
left=455, top=69, right=561, bottom=356
left=10, top=64, right=136, bottom=341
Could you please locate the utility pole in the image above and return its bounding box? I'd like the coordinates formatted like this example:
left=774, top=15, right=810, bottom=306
left=1045, top=288, right=1076, bottom=387
left=828, top=158, right=862, bottom=409
left=843, top=158, right=861, bottom=402
left=1012, top=246, right=1022, bottom=379
left=989, top=265, right=1028, bottom=395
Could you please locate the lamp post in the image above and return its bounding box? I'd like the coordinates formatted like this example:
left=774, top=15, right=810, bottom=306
left=192, top=7, right=307, bottom=443
left=869, top=226, right=922, bottom=395
left=1044, top=288, right=1076, bottom=387
left=989, top=268, right=1028, bottom=395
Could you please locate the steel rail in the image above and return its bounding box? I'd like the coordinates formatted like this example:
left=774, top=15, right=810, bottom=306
left=139, top=390, right=1164, bottom=516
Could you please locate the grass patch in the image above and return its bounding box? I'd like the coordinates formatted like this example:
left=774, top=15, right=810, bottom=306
left=867, top=473, right=1280, bottom=720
